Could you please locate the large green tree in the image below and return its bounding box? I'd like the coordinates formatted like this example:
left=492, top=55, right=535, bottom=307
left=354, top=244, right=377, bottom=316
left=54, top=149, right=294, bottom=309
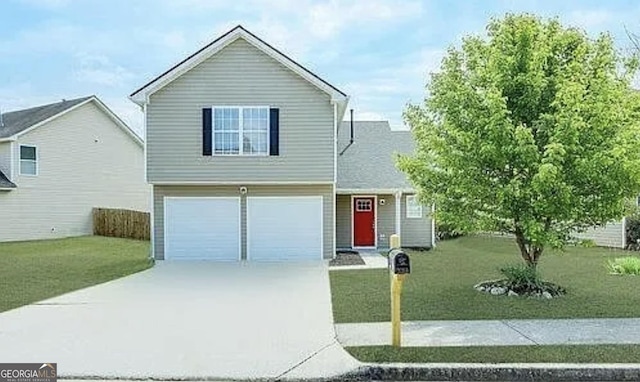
left=399, top=14, right=640, bottom=268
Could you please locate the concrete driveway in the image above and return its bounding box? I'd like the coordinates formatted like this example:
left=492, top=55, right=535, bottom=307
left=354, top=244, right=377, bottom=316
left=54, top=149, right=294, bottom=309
left=0, top=261, right=360, bottom=380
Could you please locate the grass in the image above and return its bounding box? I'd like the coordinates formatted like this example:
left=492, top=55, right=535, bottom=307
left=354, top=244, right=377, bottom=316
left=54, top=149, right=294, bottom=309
left=347, top=345, right=640, bottom=363
left=0, top=236, right=152, bottom=312
left=330, top=235, right=640, bottom=322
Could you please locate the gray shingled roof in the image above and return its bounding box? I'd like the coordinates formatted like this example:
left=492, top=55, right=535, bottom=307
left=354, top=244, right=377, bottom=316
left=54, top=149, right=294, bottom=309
left=0, top=96, right=92, bottom=139
left=0, top=170, right=16, bottom=189
left=337, top=121, right=416, bottom=190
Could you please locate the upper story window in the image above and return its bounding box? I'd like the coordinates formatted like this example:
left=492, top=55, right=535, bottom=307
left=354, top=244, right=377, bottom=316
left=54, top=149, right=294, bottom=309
left=213, top=107, right=269, bottom=155
left=406, top=195, right=422, bottom=218
left=19, top=145, right=37, bottom=176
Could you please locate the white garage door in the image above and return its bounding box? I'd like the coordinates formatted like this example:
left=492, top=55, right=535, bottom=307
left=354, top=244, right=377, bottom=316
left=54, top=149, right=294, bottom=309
left=164, top=197, right=240, bottom=261
left=247, top=196, right=323, bottom=261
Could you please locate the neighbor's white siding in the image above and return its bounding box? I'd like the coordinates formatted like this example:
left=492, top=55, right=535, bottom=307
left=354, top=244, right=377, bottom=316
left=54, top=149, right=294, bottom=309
left=0, top=142, right=11, bottom=180
left=574, top=221, right=625, bottom=248
left=0, top=101, right=150, bottom=242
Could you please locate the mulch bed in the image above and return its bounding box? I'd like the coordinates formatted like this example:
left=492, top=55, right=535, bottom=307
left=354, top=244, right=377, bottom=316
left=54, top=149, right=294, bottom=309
left=329, top=252, right=366, bottom=266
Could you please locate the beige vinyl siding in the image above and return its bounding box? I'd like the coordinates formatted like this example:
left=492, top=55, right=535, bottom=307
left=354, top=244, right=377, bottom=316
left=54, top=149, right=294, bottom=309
left=146, top=38, right=334, bottom=184
left=336, top=194, right=351, bottom=248
left=0, top=142, right=11, bottom=180
left=153, top=184, right=334, bottom=260
left=401, top=194, right=432, bottom=247
left=376, top=194, right=396, bottom=248
left=574, top=221, right=624, bottom=248
left=0, top=102, right=149, bottom=242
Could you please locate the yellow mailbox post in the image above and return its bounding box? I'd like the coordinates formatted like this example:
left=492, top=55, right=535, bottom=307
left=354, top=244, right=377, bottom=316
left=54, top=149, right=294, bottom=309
left=388, top=234, right=410, bottom=348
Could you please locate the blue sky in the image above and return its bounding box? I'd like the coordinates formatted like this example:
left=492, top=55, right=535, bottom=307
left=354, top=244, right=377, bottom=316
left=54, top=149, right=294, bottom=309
left=1, top=0, right=639, bottom=133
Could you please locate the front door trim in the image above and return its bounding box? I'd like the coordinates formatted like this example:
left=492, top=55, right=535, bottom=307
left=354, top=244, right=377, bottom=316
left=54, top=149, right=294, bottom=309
left=351, top=194, right=377, bottom=248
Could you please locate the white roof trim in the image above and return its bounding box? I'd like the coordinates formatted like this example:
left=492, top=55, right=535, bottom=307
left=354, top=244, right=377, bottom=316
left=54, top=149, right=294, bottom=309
left=0, top=97, right=143, bottom=147
left=129, top=26, right=348, bottom=107
left=336, top=188, right=415, bottom=195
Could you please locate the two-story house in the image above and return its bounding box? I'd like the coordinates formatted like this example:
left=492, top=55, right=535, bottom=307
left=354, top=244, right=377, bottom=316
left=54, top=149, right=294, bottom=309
left=0, top=96, right=149, bottom=242
left=130, top=25, right=434, bottom=261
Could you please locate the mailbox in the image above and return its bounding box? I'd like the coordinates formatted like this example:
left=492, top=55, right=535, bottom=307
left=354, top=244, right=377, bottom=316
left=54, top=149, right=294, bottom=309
left=388, top=248, right=410, bottom=274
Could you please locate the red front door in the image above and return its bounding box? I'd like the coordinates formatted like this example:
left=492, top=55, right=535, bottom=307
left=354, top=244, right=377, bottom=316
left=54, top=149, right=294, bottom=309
left=353, top=197, right=375, bottom=247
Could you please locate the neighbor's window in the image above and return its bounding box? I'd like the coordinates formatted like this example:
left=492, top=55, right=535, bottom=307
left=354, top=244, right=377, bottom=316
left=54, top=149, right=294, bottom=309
left=213, top=107, right=268, bottom=155
left=406, top=195, right=422, bottom=218
left=19, top=145, right=37, bottom=176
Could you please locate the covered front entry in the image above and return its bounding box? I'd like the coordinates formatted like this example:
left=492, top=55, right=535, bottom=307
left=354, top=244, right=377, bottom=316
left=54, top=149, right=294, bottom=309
left=352, top=196, right=376, bottom=247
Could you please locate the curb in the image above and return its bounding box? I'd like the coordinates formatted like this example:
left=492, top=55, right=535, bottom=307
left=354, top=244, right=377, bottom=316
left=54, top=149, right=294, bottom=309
left=340, top=363, right=640, bottom=382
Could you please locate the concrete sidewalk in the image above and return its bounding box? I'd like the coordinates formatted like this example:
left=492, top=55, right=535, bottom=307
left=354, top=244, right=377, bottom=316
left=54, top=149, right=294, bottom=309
left=336, top=318, right=640, bottom=347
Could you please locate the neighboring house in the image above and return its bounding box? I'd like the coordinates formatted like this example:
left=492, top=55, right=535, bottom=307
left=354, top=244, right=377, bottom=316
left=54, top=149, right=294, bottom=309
left=0, top=96, right=149, bottom=242
left=574, top=222, right=626, bottom=248
left=129, top=25, right=434, bottom=261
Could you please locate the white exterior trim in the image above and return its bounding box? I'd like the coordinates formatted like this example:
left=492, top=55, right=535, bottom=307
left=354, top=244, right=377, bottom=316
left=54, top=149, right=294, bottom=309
left=8, top=140, right=15, bottom=180
left=0, top=97, right=143, bottom=147
left=406, top=194, right=423, bottom=219
left=130, top=26, right=348, bottom=109
left=394, top=191, right=402, bottom=239
left=431, top=203, right=437, bottom=248
left=210, top=105, right=270, bottom=157
left=163, top=196, right=242, bottom=261
left=622, top=216, right=627, bottom=249
left=337, top=188, right=415, bottom=195
left=18, top=144, right=38, bottom=176
left=151, top=181, right=335, bottom=186
left=351, top=194, right=378, bottom=249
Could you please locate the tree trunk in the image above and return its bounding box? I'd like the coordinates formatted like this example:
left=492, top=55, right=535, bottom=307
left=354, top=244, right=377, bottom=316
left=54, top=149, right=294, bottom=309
left=514, top=227, right=543, bottom=269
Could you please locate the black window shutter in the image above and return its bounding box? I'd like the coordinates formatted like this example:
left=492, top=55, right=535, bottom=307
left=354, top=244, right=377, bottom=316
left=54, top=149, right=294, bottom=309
left=269, top=108, right=279, bottom=156
left=202, top=108, right=212, bottom=156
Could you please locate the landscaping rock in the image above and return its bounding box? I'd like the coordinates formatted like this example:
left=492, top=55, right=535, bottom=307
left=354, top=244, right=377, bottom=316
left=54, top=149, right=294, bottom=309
left=507, top=290, right=518, bottom=297
left=490, top=287, right=507, bottom=295
left=542, top=291, right=553, bottom=299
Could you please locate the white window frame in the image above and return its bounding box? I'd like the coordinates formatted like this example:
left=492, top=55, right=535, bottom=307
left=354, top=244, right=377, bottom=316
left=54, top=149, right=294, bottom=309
left=212, top=106, right=270, bottom=156
left=406, top=195, right=422, bottom=219
left=19, top=144, right=38, bottom=176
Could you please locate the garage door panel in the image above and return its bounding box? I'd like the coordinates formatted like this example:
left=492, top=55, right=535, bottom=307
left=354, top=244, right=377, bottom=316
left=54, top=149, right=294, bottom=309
left=165, top=197, right=240, bottom=261
left=247, top=197, right=322, bottom=261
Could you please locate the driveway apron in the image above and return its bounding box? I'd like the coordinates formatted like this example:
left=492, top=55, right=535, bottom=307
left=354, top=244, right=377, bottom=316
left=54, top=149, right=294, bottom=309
left=0, top=261, right=359, bottom=380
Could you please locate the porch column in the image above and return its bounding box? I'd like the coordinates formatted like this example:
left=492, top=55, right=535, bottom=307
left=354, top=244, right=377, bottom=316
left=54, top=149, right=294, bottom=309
left=394, top=191, right=402, bottom=239
left=431, top=203, right=436, bottom=248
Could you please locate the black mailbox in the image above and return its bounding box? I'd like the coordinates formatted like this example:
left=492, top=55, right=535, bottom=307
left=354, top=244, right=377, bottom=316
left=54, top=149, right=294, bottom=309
left=388, top=248, right=410, bottom=274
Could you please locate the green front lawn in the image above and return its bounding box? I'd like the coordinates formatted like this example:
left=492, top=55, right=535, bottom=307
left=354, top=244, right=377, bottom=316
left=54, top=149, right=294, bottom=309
left=0, top=236, right=152, bottom=312
left=347, top=345, right=640, bottom=363
left=330, top=236, right=640, bottom=322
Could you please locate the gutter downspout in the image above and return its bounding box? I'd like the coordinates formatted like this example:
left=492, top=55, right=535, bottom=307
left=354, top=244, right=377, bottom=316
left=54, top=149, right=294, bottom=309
left=338, top=109, right=354, bottom=156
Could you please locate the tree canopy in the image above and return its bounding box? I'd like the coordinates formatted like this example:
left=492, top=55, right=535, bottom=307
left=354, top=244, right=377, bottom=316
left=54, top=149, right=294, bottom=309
left=398, top=14, right=640, bottom=267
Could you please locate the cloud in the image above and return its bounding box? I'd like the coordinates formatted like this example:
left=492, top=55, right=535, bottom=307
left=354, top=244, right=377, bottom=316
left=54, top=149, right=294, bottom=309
left=74, top=53, right=134, bottom=87
left=343, top=48, right=445, bottom=129
left=566, top=9, right=615, bottom=30
left=306, top=0, right=424, bottom=39
left=100, top=96, right=143, bottom=136
left=17, top=0, right=72, bottom=8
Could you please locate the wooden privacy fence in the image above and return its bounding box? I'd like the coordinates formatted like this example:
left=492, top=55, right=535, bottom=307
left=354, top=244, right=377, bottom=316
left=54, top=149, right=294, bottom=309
left=92, top=207, right=150, bottom=241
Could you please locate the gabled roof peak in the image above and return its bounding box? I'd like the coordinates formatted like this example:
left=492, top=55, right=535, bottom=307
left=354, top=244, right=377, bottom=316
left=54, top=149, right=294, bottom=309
left=129, top=25, right=348, bottom=109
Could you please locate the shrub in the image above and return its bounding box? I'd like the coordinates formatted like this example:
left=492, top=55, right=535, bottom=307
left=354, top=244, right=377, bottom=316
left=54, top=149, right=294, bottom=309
left=607, top=256, right=640, bottom=275
left=436, top=222, right=463, bottom=241
left=499, top=264, right=542, bottom=289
